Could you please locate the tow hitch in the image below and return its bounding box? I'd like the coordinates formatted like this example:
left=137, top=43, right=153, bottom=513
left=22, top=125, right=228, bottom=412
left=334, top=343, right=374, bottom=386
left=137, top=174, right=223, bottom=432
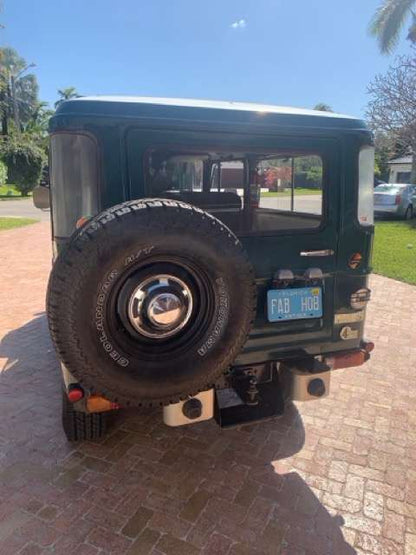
left=163, top=344, right=374, bottom=428
left=213, top=364, right=285, bottom=428
left=163, top=363, right=285, bottom=428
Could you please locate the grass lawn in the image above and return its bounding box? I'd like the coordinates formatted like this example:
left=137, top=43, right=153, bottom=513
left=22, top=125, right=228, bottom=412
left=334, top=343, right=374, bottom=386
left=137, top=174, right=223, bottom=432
left=261, top=188, right=321, bottom=197
left=0, top=184, right=29, bottom=200
left=373, top=220, right=416, bottom=285
left=0, top=217, right=38, bottom=231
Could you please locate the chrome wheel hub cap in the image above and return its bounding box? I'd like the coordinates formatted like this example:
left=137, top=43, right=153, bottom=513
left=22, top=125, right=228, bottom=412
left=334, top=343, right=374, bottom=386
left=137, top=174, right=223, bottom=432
left=127, top=274, right=193, bottom=339
left=147, top=292, right=183, bottom=326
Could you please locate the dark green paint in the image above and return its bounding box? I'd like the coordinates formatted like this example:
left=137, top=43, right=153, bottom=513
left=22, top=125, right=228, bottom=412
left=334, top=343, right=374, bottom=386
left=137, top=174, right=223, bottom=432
left=49, top=97, right=374, bottom=365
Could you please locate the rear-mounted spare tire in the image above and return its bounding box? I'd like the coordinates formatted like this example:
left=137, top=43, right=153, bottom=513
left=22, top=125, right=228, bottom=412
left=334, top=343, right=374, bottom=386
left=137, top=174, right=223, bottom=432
left=47, top=199, right=256, bottom=407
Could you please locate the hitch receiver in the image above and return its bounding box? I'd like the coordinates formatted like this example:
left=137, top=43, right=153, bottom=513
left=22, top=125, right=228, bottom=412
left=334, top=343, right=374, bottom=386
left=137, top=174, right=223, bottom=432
left=214, top=364, right=285, bottom=428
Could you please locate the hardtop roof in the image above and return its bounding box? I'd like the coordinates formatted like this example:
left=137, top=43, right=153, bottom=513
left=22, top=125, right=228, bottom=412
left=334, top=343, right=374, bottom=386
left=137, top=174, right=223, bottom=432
left=53, top=95, right=368, bottom=131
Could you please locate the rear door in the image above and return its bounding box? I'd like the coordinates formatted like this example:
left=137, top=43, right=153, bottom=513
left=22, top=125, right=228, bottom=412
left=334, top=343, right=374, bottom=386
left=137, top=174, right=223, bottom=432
left=236, top=137, right=340, bottom=364
left=126, top=127, right=341, bottom=363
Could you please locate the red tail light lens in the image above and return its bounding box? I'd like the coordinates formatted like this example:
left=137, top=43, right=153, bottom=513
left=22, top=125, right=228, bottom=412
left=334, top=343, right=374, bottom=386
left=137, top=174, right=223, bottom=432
left=67, top=385, right=84, bottom=403
left=395, top=194, right=402, bottom=205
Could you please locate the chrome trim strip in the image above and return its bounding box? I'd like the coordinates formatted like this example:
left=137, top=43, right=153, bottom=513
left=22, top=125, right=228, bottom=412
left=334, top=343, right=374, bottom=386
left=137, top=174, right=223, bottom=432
left=300, top=249, right=335, bottom=257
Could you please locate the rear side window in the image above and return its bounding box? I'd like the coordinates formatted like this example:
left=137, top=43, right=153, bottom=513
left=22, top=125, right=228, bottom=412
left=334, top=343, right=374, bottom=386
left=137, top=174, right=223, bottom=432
left=358, top=146, right=374, bottom=226
left=374, top=185, right=403, bottom=193
left=257, top=155, right=323, bottom=221
left=50, top=133, right=99, bottom=237
left=145, top=148, right=324, bottom=235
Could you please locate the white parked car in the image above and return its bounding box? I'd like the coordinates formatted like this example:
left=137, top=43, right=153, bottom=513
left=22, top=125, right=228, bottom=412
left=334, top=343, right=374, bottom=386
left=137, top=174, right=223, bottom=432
left=374, top=183, right=416, bottom=220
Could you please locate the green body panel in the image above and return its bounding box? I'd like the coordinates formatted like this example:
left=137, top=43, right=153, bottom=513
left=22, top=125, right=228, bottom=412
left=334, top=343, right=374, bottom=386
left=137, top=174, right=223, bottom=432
left=49, top=97, right=374, bottom=365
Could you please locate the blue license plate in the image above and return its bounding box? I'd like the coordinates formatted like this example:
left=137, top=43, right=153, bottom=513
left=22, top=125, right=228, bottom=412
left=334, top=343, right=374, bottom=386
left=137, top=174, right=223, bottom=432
left=267, top=287, right=323, bottom=322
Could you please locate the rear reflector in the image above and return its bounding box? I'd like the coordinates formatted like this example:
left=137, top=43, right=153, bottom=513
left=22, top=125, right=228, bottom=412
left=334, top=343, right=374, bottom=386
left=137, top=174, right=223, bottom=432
left=67, top=386, right=84, bottom=403
left=324, top=350, right=368, bottom=370
left=87, top=395, right=120, bottom=413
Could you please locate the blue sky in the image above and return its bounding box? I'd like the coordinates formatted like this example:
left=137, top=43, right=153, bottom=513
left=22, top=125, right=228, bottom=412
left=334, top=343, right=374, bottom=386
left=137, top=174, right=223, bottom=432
left=2, top=0, right=412, bottom=117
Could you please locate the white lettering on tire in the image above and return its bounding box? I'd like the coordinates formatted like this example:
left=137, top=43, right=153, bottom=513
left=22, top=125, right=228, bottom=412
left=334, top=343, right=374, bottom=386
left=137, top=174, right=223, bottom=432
left=95, top=269, right=130, bottom=366
left=124, top=245, right=155, bottom=267
left=197, top=277, right=229, bottom=356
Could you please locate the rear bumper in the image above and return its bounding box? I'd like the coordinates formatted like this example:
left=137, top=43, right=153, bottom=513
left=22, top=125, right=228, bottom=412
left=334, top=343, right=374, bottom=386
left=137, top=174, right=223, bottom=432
left=374, top=205, right=399, bottom=215
left=283, top=343, right=373, bottom=402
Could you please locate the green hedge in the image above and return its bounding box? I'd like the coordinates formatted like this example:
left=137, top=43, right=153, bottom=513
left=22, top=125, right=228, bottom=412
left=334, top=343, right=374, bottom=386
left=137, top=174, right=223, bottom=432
left=0, top=138, right=45, bottom=196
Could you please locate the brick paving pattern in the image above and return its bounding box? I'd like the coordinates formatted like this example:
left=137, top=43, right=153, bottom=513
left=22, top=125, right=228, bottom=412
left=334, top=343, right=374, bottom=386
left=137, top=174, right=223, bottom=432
left=1, top=222, right=416, bottom=554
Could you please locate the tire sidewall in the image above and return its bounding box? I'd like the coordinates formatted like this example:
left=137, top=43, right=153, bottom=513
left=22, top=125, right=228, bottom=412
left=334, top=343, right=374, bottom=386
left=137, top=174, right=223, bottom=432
left=49, top=202, right=255, bottom=405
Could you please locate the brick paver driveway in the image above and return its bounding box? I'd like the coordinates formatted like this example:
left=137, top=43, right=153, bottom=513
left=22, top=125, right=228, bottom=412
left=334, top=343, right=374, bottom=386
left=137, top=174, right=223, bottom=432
left=1, top=222, right=416, bottom=555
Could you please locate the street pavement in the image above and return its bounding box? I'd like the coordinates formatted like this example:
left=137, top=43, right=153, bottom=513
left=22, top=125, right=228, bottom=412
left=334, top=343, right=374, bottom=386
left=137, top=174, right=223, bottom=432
left=260, top=195, right=322, bottom=215
left=0, top=222, right=416, bottom=554
left=0, top=198, right=50, bottom=221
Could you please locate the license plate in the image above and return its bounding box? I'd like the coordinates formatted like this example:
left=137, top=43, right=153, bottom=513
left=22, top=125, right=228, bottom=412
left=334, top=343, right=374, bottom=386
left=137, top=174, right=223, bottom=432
left=267, top=287, right=323, bottom=322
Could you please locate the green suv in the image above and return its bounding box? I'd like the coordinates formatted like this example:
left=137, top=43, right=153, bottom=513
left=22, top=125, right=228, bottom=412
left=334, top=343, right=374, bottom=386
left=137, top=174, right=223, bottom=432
left=34, top=97, right=375, bottom=440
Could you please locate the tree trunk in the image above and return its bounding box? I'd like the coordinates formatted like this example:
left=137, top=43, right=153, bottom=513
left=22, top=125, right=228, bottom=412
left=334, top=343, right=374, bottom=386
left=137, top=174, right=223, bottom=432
left=1, top=113, right=8, bottom=136
left=411, top=145, right=416, bottom=184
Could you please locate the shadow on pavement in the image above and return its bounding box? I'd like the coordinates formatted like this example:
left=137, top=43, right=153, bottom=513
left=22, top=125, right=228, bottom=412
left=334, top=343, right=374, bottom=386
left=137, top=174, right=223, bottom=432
left=0, top=314, right=356, bottom=554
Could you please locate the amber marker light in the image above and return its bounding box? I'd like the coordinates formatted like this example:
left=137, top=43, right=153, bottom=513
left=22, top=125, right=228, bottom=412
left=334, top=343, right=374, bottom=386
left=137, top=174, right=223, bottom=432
left=75, top=215, right=91, bottom=229
left=87, top=395, right=120, bottom=413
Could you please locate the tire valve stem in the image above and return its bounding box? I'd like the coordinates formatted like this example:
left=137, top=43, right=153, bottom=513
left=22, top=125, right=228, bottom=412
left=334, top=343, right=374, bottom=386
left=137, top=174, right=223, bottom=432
left=246, top=376, right=259, bottom=406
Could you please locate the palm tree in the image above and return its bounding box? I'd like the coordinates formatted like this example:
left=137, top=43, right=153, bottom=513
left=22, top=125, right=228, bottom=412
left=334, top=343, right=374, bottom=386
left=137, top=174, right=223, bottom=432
left=0, top=47, right=38, bottom=135
left=370, top=0, right=416, bottom=53
left=24, top=100, right=54, bottom=150
left=54, top=87, right=80, bottom=109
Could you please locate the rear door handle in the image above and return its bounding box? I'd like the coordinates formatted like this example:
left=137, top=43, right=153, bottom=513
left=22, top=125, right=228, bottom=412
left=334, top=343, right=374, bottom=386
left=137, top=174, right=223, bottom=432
left=300, top=249, right=334, bottom=257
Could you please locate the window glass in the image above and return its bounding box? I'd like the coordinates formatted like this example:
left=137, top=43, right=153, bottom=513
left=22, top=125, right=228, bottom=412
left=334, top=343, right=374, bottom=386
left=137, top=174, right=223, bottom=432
left=397, top=171, right=411, bottom=183
left=50, top=133, right=99, bottom=237
left=374, top=184, right=404, bottom=193
left=358, top=146, right=374, bottom=226
left=258, top=155, right=322, bottom=218
left=145, top=148, right=324, bottom=235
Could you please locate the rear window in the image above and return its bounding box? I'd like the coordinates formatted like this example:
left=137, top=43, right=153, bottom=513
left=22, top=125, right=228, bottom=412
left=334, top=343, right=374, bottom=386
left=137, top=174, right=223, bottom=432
left=145, top=148, right=324, bottom=235
left=50, top=133, right=99, bottom=237
left=374, top=185, right=404, bottom=193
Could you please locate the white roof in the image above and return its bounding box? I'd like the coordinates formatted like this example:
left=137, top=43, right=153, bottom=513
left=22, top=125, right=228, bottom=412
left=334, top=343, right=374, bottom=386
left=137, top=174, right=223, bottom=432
left=73, top=95, right=356, bottom=120
left=389, top=155, right=413, bottom=165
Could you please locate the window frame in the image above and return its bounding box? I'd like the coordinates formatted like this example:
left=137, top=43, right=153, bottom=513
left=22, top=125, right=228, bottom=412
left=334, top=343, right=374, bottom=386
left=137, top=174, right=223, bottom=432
left=142, top=143, right=330, bottom=237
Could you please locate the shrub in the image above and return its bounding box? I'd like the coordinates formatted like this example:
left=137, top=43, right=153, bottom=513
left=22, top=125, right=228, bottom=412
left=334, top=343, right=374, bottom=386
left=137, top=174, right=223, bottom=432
left=0, top=138, right=45, bottom=196
left=0, top=160, right=7, bottom=186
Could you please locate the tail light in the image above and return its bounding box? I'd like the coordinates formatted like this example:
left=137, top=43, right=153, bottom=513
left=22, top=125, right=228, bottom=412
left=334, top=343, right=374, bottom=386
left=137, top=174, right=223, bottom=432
left=350, top=288, right=371, bottom=310
left=325, top=349, right=368, bottom=370
left=67, top=384, right=84, bottom=403
left=395, top=194, right=402, bottom=205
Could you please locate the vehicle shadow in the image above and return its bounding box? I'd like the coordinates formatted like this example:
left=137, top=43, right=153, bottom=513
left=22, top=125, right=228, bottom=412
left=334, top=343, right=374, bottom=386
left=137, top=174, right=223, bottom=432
left=0, top=314, right=356, bottom=554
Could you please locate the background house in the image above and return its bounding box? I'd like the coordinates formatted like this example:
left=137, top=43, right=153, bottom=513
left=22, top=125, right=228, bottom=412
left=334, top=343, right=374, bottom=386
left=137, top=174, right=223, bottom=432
left=388, top=155, right=413, bottom=183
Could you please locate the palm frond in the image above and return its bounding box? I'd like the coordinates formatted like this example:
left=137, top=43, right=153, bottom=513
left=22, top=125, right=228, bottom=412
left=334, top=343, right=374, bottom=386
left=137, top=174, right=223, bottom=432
left=370, top=0, right=416, bottom=53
